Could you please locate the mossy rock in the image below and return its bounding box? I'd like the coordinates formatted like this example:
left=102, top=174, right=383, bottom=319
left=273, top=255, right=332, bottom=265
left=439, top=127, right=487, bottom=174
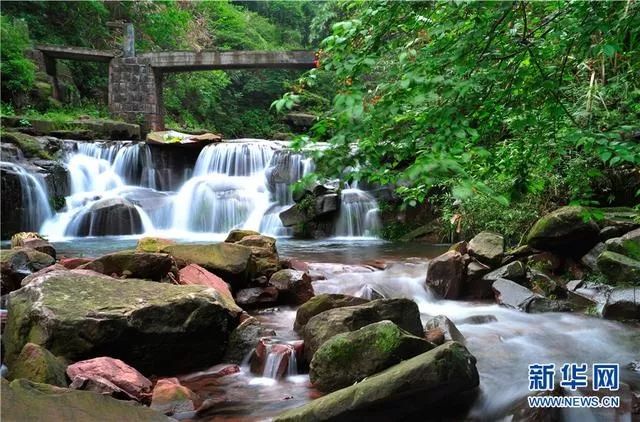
left=0, top=132, right=51, bottom=159
left=597, top=251, right=640, bottom=285
left=1, top=247, right=55, bottom=293
left=79, top=250, right=177, bottom=281
left=526, top=206, right=600, bottom=256
left=10, top=232, right=44, bottom=248
left=605, top=228, right=640, bottom=261
left=136, top=237, right=176, bottom=253
left=310, top=320, right=434, bottom=392
left=275, top=342, right=479, bottom=422
left=224, top=229, right=261, bottom=243
left=1, top=379, right=168, bottom=422
left=7, top=343, right=68, bottom=387
left=294, top=294, right=370, bottom=332
left=3, top=271, right=240, bottom=375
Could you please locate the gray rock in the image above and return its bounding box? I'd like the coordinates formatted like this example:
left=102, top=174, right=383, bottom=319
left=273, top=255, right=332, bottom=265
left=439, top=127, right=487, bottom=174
left=602, top=287, right=640, bottom=320
left=581, top=242, right=606, bottom=271
left=424, top=315, right=466, bottom=344
left=235, top=287, right=279, bottom=308
left=525, top=206, right=600, bottom=256
left=222, top=317, right=276, bottom=364
left=597, top=251, right=640, bottom=284
left=468, top=232, right=505, bottom=266
left=492, top=278, right=542, bottom=311
left=294, top=294, right=370, bottom=332
left=483, top=261, right=526, bottom=282
left=425, top=251, right=465, bottom=299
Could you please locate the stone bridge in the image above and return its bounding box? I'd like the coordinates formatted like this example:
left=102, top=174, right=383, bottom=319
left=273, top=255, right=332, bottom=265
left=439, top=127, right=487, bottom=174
left=37, top=44, right=316, bottom=132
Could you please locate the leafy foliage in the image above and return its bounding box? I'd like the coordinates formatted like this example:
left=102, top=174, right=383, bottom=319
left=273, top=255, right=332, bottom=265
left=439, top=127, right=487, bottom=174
left=0, top=15, right=36, bottom=96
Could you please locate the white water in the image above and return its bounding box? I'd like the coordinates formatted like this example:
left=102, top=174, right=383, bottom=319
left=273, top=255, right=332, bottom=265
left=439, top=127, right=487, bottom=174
left=0, top=161, right=53, bottom=231
left=312, top=262, right=640, bottom=420
left=39, top=139, right=383, bottom=240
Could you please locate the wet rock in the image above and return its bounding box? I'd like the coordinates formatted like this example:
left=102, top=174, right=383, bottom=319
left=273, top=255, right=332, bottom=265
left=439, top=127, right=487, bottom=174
left=236, top=235, right=280, bottom=282
left=1, top=132, right=49, bottom=159
left=1, top=378, right=168, bottom=422
left=425, top=327, right=445, bottom=345
left=525, top=206, right=600, bottom=256
left=4, top=272, right=240, bottom=375
left=602, top=288, right=640, bottom=320
left=310, top=320, right=434, bottom=392
left=269, top=269, right=314, bottom=305
left=565, top=279, right=584, bottom=291
left=79, top=251, right=177, bottom=282
left=59, top=257, right=94, bottom=269
left=568, top=282, right=612, bottom=309
left=224, top=229, right=261, bottom=243
left=7, top=343, right=67, bottom=387
left=597, top=251, right=640, bottom=284
left=466, top=259, right=490, bottom=279
left=20, top=238, right=56, bottom=258
left=492, top=278, right=542, bottom=311
left=235, top=287, right=279, bottom=308
left=178, top=264, right=239, bottom=311
left=65, top=197, right=144, bottom=236
left=0, top=247, right=55, bottom=293
left=425, top=251, right=465, bottom=299
left=527, top=298, right=574, bottom=313
left=150, top=378, right=197, bottom=416
left=294, top=293, right=370, bottom=332
left=468, top=231, right=504, bottom=266
left=458, top=314, right=498, bottom=325
left=424, top=315, right=466, bottom=344
left=67, top=357, right=152, bottom=401
left=303, top=298, right=423, bottom=361
left=275, top=342, right=479, bottom=422
left=222, top=317, right=276, bottom=364
left=136, top=237, right=176, bottom=253
left=464, top=259, right=493, bottom=299
left=250, top=338, right=302, bottom=378
left=162, top=243, right=252, bottom=287
left=306, top=262, right=375, bottom=278
left=605, top=228, right=640, bottom=260
left=581, top=242, right=606, bottom=271
left=483, top=261, right=526, bottom=283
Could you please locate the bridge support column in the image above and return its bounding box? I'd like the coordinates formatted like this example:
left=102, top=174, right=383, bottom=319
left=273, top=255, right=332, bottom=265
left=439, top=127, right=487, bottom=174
left=108, top=57, right=164, bottom=133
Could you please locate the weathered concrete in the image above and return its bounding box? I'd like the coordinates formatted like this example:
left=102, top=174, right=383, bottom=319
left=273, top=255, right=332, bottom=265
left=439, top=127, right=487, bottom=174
left=36, top=44, right=316, bottom=133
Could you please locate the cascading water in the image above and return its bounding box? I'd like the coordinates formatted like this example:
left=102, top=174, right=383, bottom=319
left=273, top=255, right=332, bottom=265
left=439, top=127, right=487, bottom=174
left=334, top=188, right=381, bottom=237
left=0, top=161, right=53, bottom=231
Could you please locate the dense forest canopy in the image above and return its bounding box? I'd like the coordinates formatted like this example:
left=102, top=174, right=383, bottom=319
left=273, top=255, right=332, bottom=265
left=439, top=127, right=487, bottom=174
left=275, top=1, right=640, bottom=240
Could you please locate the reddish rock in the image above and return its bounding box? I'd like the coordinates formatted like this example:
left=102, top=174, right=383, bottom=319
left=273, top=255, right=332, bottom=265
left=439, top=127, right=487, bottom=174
left=235, top=287, right=279, bottom=308
left=251, top=338, right=300, bottom=378
left=179, top=263, right=230, bottom=293
left=69, top=375, right=137, bottom=401
left=179, top=364, right=241, bottom=384
left=60, top=257, right=93, bottom=269
left=22, top=238, right=56, bottom=258
left=150, top=377, right=197, bottom=416
left=424, top=327, right=445, bottom=345
left=289, top=259, right=310, bottom=272
left=66, top=357, right=152, bottom=401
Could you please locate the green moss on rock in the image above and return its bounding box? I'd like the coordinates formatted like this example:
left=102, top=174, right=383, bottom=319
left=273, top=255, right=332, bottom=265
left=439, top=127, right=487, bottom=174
left=7, top=343, right=67, bottom=386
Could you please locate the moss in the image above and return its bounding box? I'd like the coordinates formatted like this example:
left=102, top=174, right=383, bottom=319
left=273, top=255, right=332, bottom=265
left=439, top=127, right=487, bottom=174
left=374, top=322, right=402, bottom=355
left=136, top=236, right=176, bottom=253
left=1, top=131, right=51, bottom=159
left=318, top=335, right=359, bottom=367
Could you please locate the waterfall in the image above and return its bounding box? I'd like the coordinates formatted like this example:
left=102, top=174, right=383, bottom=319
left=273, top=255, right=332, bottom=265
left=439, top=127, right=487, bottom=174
left=260, top=340, right=299, bottom=379
left=334, top=188, right=381, bottom=237
left=0, top=161, right=53, bottom=231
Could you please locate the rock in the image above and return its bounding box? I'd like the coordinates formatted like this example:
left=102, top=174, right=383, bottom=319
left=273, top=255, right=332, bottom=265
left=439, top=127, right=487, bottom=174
left=597, top=251, right=640, bottom=284
left=178, top=264, right=239, bottom=311
left=581, top=242, right=606, bottom=271
left=525, top=206, right=600, bottom=256
left=67, top=357, right=152, bottom=401
left=466, top=259, right=490, bottom=279
left=19, top=264, right=68, bottom=287
left=150, top=378, right=197, bottom=416
left=424, top=315, right=466, bottom=344
left=605, top=228, right=640, bottom=260
left=284, top=112, right=317, bottom=128
left=0, top=247, right=55, bottom=293
left=269, top=269, right=314, bottom=305
left=303, top=298, right=423, bottom=361
left=602, top=288, right=640, bottom=320
left=492, top=278, right=542, bottom=311
left=222, top=317, right=276, bottom=364
left=59, top=257, right=93, bottom=269
left=1, top=378, right=168, bottom=422
left=530, top=271, right=565, bottom=297
left=236, top=235, right=280, bottom=282
left=458, top=315, right=498, bottom=325
left=483, top=261, right=526, bottom=283
left=568, top=282, right=612, bottom=310
left=468, top=232, right=504, bottom=266
left=1, top=132, right=49, bottom=159
left=425, top=251, right=465, bottom=299
left=315, top=193, right=340, bottom=216
left=224, top=229, right=261, bottom=243
left=20, top=238, right=56, bottom=258
left=527, top=298, right=574, bottom=313
left=449, top=241, right=468, bottom=254
left=7, top=343, right=67, bottom=387
left=136, top=237, right=176, bottom=253
left=425, top=327, right=445, bottom=345
left=4, top=271, right=240, bottom=375
left=162, top=243, right=252, bottom=287
left=65, top=197, right=145, bottom=236
left=527, top=251, right=564, bottom=274
left=250, top=338, right=302, bottom=378
left=310, top=320, right=434, bottom=392
left=463, top=259, right=493, bottom=299
left=275, top=342, right=479, bottom=421
left=79, top=251, right=177, bottom=282
left=565, top=279, right=584, bottom=291
left=235, top=287, right=279, bottom=308
left=294, top=294, right=370, bottom=332
left=10, top=231, right=43, bottom=247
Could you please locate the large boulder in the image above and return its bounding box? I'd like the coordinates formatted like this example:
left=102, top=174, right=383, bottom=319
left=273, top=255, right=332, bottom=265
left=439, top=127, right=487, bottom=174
left=136, top=237, right=176, bottom=253
left=597, top=251, right=640, bottom=284
left=275, top=342, right=479, bottom=421
left=222, top=316, right=276, bottom=364
left=1, top=379, right=168, bottom=422
left=79, top=251, right=177, bottom=282
left=302, top=298, right=423, bottom=361
left=0, top=247, right=55, bottom=293
left=162, top=243, right=252, bottom=287
left=269, top=269, right=314, bottom=305
left=236, top=235, right=280, bottom=282
left=67, top=357, right=152, bottom=402
left=310, top=320, right=434, bottom=392
left=602, top=288, right=640, bottom=320
left=525, top=206, right=600, bottom=256
left=294, top=294, right=370, bottom=332
left=3, top=271, right=240, bottom=375
left=468, top=232, right=505, bottom=266
left=224, top=229, right=260, bottom=243
left=65, top=197, right=146, bottom=236
left=7, top=343, right=68, bottom=387
left=425, top=251, right=465, bottom=299
left=177, top=264, right=239, bottom=312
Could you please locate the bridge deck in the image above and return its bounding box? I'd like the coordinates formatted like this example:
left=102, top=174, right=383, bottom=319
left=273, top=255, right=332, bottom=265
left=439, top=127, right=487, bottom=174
left=37, top=45, right=115, bottom=62
left=143, top=50, right=316, bottom=71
